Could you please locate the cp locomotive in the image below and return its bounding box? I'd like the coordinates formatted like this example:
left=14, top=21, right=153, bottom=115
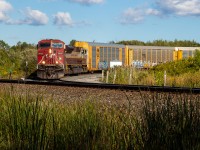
left=37, top=39, right=200, bottom=79
left=37, top=39, right=87, bottom=79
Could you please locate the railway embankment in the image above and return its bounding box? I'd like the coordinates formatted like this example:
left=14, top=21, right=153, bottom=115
left=1, top=82, right=200, bottom=149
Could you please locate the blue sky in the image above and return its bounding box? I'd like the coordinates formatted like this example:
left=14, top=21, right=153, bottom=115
left=0, top=0, right=200, bottom=46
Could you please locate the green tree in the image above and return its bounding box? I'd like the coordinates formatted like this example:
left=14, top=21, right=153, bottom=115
left=193, top=50, right=200, bottom=69
left=117, top=39, right=200, bottom=47
left=0, top=40, right=10, bottom=50
left=69, top=40, right=76, bottom=46
left=10, top=42, right=37, bottom=76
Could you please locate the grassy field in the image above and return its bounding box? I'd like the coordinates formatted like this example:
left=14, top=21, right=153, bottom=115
left=0, top=85, right=200, bottom=149
left=105, top=66, right=200, bottom=88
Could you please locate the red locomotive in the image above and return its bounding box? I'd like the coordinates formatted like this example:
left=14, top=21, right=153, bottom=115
left=37, top=39, right=87, bottom=79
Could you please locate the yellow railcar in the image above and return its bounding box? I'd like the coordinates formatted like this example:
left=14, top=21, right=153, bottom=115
left=74, top=41, right=200, bottom=71
left=75, top=41, right=128, bottom=71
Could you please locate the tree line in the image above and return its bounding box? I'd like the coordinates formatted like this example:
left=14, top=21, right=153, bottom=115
left=116, top=39, right=200, bottom=47
left=0, top=40, right=37, bottom=78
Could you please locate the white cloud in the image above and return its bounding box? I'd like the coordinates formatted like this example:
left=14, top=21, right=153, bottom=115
left=0, top=2, right=48, bottom=25
left=145, top=8, right=160, bottom=16
left=22, top=7, right=49, bottom=25
left=120, top=7, right=161, bottom=24
left=0, top=12, right=8, bottom=21
left=3, top=7, right=48, bottom=25
left=42, top=0, right=104, bottom=4
left=120, top=8, right=144, bottom=24
left=119, top=0, right=200, bottom=25
left=0, top=0, right=12, bottom=22
left=53, top=12, right=74, bottom=26
left=0, top=0, right=12, bottom=12
left=156, top=0, right=200, bottom=16
left=68, top=0, right=104, bottom=5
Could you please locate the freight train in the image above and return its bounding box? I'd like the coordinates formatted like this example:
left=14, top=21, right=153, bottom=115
left=37, top=39, right=200, bottom=79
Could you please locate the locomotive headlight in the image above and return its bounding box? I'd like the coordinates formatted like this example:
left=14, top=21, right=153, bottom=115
left=49, top=49, right=52, bottom=54
left=42, top=61, right=45, bottom=64
left=59, top=57, right=62, bottom=60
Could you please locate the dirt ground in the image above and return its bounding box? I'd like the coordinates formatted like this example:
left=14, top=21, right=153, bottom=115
left=0, top=83, right=146, bottom=114
left=1, top=82, right=198, bottom=115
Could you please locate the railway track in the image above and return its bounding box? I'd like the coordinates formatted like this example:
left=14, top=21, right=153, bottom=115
left=0, top=78, right=199, bottom=93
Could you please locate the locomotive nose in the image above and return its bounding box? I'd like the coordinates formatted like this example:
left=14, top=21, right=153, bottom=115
left=37, top=39, right=66, bottom=79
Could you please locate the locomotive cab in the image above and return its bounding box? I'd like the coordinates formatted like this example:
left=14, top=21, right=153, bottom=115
left=37, top=39, right=65, bottom=79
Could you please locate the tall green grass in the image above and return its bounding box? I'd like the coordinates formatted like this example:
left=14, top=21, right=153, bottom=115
left=0, top=85, right=139, bottom=149
left=49, top=101, right=103, bottom=149
left=106, top=66, right=200, bottom=87
left=0, top=88, right=51, bottom=149
left=106, top=67, right=150, bottom=85
left=1, top=85, right=200, bottom=149
left=140, top=92, right=200, bottom=149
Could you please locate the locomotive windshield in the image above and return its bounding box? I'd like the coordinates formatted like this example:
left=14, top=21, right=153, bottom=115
left=38, top=42, right=63, bottom=48
left=52, top=43, right=63, bottom=48
left=39, top=42, right=51, bottom=48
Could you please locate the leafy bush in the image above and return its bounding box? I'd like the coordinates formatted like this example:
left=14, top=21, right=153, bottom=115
left=0, top=40, right=37, bottom=79
left=152, top=50, right=200, bottom=76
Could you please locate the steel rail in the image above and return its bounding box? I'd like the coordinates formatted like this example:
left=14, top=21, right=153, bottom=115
left=0, top=79, right=199, bottom=93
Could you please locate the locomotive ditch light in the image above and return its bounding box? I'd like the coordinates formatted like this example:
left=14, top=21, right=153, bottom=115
left=42, top=61, right=45, bottom=64
left=49, top=48, right=52, bottom=54
left=56, top=61, right=58, bottom=64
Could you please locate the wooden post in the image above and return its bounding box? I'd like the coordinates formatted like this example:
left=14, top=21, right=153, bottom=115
left=102, top=70, right=104, bottom=81
left=164, top=70, right=166, bottom=86
left=129, top=67, right=132, bottom=85
left=106, top=70, right=109, bottom=83
left=113, top=69, right=117, bottom=84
